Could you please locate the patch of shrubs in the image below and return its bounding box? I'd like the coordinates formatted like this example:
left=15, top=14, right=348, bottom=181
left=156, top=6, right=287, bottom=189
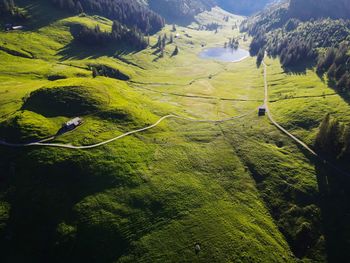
left=89, top=64, right=129, bottom=80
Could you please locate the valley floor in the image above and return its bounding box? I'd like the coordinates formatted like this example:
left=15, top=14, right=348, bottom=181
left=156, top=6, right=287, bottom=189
left=1, top=4, right=349, bottom=263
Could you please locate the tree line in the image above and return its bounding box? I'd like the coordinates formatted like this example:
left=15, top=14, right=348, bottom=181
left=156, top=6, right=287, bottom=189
left=315, top=114, right=350, bottom=163
left=51, top=0, right=164, bottom=34
left=242, top=4, right=350, bottom=69
left=0, top=0, right=26, bottom=20
left=70, top=21, right=148, bottom=50
left=317, top=42, right=350, bottom=92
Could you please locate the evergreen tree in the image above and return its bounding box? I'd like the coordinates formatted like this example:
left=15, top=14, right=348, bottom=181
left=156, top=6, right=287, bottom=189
left=51, top=0, right=164, bottom=34
left=75, top=1, right=83, bottom=13
left=256, top=49, right=265, bottom=68
left=172, top=46, right=179, bottom=56
left=92, top=67, right=98, bottom=78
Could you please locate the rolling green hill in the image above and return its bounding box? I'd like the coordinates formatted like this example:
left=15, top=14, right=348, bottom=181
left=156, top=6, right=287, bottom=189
left=0, top=0, right=349, bottom=263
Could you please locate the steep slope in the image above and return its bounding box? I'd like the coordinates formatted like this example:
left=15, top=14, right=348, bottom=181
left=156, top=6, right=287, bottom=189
left=217, top=0, right=275, bottom=16
left=241, top=1, right=350, bottom=262
left=289, top=0, right=350, bottom=20
left=242, top=0, right=350, bottom=68
left=148, top=0, right=214, bottom=23
left=51, top=0, right=165, bottom=33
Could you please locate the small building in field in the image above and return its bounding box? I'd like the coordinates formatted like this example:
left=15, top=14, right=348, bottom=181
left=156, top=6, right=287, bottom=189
left=63, top=117, right=83, bottom=131
left=4, top=25, right=24, bottom=31
left=12, top=26, right=24, bottom=30
left=258, top=106, right=266, bottom=116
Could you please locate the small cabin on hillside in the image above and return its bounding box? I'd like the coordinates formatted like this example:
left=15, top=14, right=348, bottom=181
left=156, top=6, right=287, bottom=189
left=12, top=26, right=24, bottom=30
left=258, top=106, right=266, bottom=116
left=63, top=117, right=83, bottom=131
left=4, top=24, right=24, bottom=31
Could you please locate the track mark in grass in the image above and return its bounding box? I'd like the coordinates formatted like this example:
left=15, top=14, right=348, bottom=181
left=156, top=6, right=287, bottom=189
left=269, top=93, right=338, bottom=102
left=132, top=85, right=263, bottom=102
left=0, top=111, right=254, bottom=149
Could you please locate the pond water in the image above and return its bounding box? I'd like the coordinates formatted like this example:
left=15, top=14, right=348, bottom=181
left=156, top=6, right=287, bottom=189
left=199, top=47, right=250, bottom=62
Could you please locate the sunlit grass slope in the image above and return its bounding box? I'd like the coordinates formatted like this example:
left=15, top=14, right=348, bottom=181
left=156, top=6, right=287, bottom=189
left=2, top=1, right=349, bottom=262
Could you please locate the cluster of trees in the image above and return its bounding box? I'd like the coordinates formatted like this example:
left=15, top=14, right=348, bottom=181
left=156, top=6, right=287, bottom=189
left=71, top=22, right=148, bottom=49
left=289, top=0, right=350, bottom=20
left=51, top=0, right=164, bottom=34
left=148, top=0, right=212, bottom=23
left=156, top=34, right=168, bottom=54
left=0, top=0, right=26, bottom=19
left=248, top=28, right=317, bottom=68
left=90, top=64, right=129, bottom=80
left=317, top=43, right=350, bottom=91
left=273, top=36, right=316, bottom=67
left=242, top=2, right=350, bottom=69
left=315, top=114, right=350, bottom=162
left=111, top=20, right=148, bottom=49
left=203, top=22, right=220, bottom=31
left=0, top=0, right=15, bottom=13
left=153, top=33, right=179, bottom=58
left=224, top=37, right=239, bottom=49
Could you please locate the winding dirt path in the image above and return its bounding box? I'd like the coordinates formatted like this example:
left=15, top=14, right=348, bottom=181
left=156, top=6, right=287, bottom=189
left=0, top=112, right=253, bottom=149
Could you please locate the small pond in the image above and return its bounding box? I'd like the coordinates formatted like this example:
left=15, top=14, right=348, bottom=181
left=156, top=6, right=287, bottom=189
left=199, top=47, right=250, bottom=62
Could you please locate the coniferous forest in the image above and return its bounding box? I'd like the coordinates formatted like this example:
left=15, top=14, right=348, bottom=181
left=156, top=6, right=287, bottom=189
left=241, top=0, right=350, bottom=90
left=51, top=0, right=165, bottom=34
left=70, top=21, right=148, bottom=49
left=0, top=0, right=26, bottom=19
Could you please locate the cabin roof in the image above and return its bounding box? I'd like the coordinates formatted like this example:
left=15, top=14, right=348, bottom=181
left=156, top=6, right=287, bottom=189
left=66, top=117, right=82, bottom=126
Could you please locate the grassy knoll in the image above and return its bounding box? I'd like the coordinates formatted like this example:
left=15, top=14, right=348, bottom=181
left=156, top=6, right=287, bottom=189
left=1, top=1, right=349, bottom=262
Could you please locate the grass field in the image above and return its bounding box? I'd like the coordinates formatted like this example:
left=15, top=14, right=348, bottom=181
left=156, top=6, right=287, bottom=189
left=1, top=1, right=349, bottom=262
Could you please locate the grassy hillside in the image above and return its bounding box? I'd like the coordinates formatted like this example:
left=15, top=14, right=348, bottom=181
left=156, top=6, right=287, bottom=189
left=1, top=1, right=349, bottom=263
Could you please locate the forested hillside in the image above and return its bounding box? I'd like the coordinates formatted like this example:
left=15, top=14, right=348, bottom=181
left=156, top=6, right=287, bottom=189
left=0, top=0, right=26, bottom=20
left=52, top=0, right=165, bottom=33
left=241, top=0, right=350, bottom=75
left=148, top=0, right=214, bottom=23
left=242, top=0, right=350, bottom=145
left=289, top=0, right=350, bottom=20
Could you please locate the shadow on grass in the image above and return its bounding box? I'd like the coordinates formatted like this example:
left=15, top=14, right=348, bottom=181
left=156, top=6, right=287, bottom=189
left=315, top=159, right=350, bottom=263
left=283, top=60, right=316, bottom=75
left=282, top=58, right=350, bottom=107
left=17, top=0, right=71, bottom=30
left=0, top=147, right=141, bottom=262
left=56, top=41, right=138, bottom=61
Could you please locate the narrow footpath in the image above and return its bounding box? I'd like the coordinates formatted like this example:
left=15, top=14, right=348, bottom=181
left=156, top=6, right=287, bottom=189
left=262, top=59, right=317, bottom=156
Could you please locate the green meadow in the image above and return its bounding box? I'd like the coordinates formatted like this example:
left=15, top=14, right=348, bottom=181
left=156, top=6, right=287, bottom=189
left=1, top=1, right=349, bottom=262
